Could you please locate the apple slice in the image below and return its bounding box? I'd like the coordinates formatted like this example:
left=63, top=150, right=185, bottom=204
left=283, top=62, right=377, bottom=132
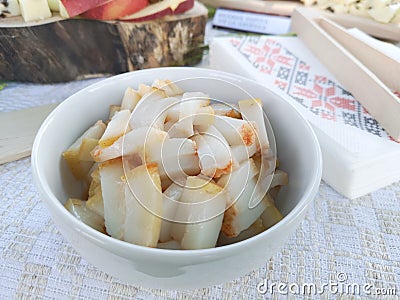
left=120, top=0, right=194, bottom=22
left=60, top=0, right=112, bottom=17
left=81, top=0, right=149, bottom=20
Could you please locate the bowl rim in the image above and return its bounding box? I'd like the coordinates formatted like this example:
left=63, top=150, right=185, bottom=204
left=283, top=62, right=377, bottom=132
left=31, top=67, right=322, bottom=258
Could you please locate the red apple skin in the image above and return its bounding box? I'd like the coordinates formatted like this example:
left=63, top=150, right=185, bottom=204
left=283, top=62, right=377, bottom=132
left=122, top=0, right=194, bottom=22
left=81, top=0, right=149, bottom=20
left=61, top=0, right=112, bottom=17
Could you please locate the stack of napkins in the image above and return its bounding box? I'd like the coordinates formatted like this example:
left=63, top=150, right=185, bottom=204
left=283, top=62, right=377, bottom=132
left=210, top=36, right=400, bottom=199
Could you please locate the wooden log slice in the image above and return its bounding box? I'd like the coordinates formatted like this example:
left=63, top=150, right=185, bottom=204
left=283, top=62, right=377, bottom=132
left=0, top=2, right=207, bottom=83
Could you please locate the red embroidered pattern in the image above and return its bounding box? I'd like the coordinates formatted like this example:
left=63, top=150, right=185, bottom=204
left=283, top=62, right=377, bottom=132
left=230, top=36, right=398, bottom=142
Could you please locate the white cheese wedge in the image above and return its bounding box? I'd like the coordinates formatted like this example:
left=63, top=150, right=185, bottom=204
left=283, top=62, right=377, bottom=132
left=47, top=0, right=59, bottom=11
left=19, top=0, right=52, bottom=22
left=392, top=7, right=400, bottom=23
left=0, top=0, right=21, bottom=17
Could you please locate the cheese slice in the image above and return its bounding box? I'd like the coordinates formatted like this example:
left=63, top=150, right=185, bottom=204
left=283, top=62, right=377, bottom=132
left=47, top=0, right=60, bottom=11
left=0, top=0, right=21, bottom=17
left=19, top=0, right=52, bottom=22
left=59, top=1, right=68, bottom=18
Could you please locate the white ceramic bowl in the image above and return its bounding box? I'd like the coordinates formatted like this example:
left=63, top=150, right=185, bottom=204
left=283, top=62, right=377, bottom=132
left=32, top=68, right=322, bottom=290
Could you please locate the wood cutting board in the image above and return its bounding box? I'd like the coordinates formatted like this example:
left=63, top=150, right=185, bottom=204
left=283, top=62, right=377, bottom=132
left=0, top=2, right=208, bottom=83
